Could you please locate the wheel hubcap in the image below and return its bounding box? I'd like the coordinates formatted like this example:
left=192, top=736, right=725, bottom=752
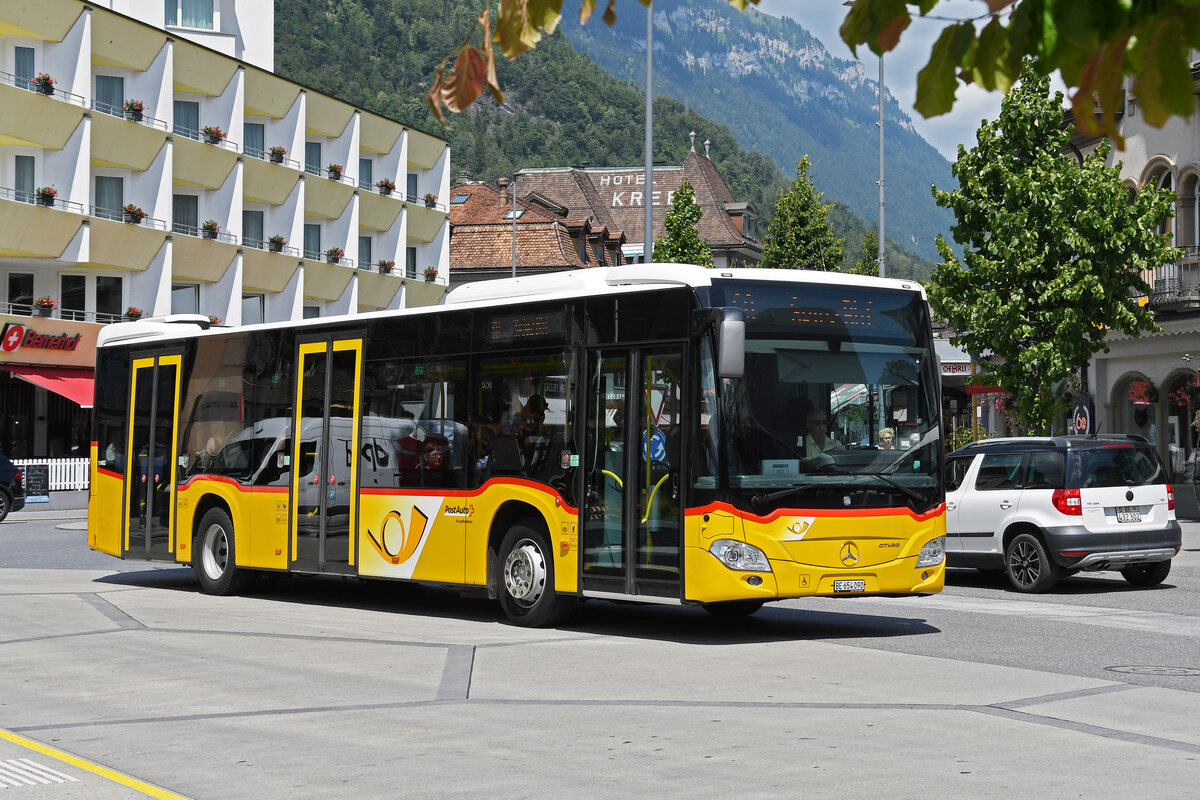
left=1010, top=541, right=1040, bottom=587
left=503, top=539, right=546, bottom=608
left=201, top=524, right=230, bottom=580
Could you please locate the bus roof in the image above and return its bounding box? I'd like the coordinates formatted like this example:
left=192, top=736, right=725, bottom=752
left=97, top=266, right=927, bottom=348
left=443, top=264, right=927, bottom=306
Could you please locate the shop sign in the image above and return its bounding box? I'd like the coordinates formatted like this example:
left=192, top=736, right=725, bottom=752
left=0, top=315, right=99, bottom=368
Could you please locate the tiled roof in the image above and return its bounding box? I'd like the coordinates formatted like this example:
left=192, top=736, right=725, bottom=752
left=515, top=152, right=760, bottom=255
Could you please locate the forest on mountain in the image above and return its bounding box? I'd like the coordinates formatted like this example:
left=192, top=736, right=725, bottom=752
left=274, top=0, right=934, bottom=278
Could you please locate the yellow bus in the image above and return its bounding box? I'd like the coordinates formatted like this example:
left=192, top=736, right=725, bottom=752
left=88, top=265, right=945, bottom=625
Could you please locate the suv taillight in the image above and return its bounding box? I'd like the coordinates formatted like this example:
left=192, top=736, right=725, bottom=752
left=13, top=469, right=21, bottom=482
left=1167, top=483, right=1174, bottom=511
left=1052, top=488, right=1082, bottom=516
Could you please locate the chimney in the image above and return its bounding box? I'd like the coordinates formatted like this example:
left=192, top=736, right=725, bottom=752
left=457, top=170, right=471, bottom=184
left=704, top=139, right=711, bottom=158
left=498, top=176, right=509, bottom=191
left=689, top=130, right=696, bottom=152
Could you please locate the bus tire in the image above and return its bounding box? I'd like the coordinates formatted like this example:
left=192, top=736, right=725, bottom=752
left=703, top=600, right=764, bottom=618
left=497, top=521, right=573, bottom=627
left=193, top=508, right=251, bottom=595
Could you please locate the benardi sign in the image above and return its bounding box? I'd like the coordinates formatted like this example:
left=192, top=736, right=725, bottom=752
left=0, top=316, right=99, bottom=368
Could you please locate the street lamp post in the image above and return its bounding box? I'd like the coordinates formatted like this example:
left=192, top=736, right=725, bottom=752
left=876, top=51, right=885, bottom=278
left=644, top=2, right=654, bottom=263
left=844, top=2, right=884, bottom=278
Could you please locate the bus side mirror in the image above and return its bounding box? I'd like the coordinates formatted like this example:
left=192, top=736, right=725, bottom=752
left=716, top=307, right=745, bottom=379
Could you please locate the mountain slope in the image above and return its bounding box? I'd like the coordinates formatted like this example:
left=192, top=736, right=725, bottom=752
left=273, top=0, right=936, bottom=277
left=558, top=0, right=955, bottom=261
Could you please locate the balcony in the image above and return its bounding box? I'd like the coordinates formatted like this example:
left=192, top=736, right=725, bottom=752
left=1147, top=246, right=1200, bottom=311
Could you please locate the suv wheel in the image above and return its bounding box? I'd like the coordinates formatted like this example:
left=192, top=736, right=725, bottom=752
left=0, top=489, right=9, bottom=523
left=1120, top=560, right=1171, bottom=587
left=1005, top=532, right=1059, bottom=593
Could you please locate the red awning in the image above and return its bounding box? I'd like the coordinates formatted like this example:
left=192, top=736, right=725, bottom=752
left=2, top=365, right=94, bottom=407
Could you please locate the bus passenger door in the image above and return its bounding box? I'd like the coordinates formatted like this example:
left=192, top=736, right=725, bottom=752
left=291, top=337, right=362, bottom=575
left=581, top=348, right=684, bottom=600
left=125, top=353, right=182, bottom=561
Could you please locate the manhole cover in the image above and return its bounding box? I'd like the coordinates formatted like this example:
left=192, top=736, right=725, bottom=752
left=1106, top=665, right=1200, bottom=676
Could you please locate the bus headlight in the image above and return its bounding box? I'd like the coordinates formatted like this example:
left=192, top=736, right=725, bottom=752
left=709, top=539, right=771, bottom=572
left=916, top=536, right=945, bottom=567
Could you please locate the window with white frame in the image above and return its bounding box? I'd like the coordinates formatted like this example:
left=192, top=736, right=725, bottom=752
left=171, top=284, right=199, bottom=315
left=242, top=294, right=264, bottom=325
left=97, top=275, right=123, bottom=320
left=95, top=75, right=124, bottom=117
left=165, top=0, right=214, bottom=30
left=95, top=176, right=124, bottom=220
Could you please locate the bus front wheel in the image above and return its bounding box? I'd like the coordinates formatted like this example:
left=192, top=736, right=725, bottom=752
left=193, top=508, right=251, bottom=595
left=497, top=521, right=573, bottom=627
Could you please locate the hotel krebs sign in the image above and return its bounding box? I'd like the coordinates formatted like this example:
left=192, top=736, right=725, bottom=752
left=0, top=317, right=99, bottom=369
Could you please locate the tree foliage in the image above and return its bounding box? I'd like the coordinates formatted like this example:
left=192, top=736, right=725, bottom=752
left=928, top=61, right=1176, bottom=434
left=652, top=179, right=714, bottom=267
left=428, top=0, right=762, bottom=122
left=848, top=230, right=881, bottom=276
left=841, top=0, right=1200, bottom=148
left=441, top=1, right=1200, bottom=149
left=760, top=156, right=845, bottom=271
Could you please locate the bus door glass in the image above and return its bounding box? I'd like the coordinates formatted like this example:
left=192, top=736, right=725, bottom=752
left=125, top=353, right=181, bottom=560
left=291, top=337, right=362, bottom=574
left=582, top=348, right=683, bottom=597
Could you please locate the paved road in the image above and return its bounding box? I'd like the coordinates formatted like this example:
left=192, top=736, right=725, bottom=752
left=0, top=501, right=1197, bottom=798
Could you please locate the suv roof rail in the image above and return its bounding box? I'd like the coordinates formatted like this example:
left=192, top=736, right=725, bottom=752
left=960, top=433, right=1151, bottom=450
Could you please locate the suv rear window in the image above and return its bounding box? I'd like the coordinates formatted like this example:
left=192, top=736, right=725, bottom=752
left=1072, top=445, right=1162, bottom=488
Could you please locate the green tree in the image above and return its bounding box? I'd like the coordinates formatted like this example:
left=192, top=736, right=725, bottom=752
left=841, top=0, right=1200, bottom=147
left=760, top=156, right=845, bottom=271
left=652, top=179, right=713, bottom=267
left=848, top=230, right=880, bottom=276
left=928, top=61, right=1176, bottom=434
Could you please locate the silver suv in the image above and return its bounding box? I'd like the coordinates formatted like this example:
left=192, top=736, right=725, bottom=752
left=945, top=436, right=1181, bottom=592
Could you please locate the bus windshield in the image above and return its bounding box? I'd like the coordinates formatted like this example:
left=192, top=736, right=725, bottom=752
left=709, top=280, right=942, bottom=512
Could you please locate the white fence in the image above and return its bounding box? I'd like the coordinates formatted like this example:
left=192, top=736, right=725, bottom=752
left=13, top=458, right=89, bottom=491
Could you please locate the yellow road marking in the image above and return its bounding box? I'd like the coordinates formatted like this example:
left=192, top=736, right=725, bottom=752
left=0, top=728, right=191, bottom=799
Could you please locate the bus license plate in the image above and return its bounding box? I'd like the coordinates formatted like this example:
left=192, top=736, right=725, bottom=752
left=1116, top=507, right=1141, bottom=523
left=833, top=579, right=866, bottom=593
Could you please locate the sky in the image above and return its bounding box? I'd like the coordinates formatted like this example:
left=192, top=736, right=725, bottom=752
left=753, top=0, right=1004, bottom=160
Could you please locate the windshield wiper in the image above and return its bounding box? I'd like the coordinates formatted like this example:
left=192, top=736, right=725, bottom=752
left=751, top=474, right=924, bottom=512
left=859, top=472, right=924, bottom=503
left=751, top=483, right=818, bottom=512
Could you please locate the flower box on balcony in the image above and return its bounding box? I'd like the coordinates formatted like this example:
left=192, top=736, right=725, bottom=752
left=35, top=187, right=56, bottom=207
left=268, top=235, right=286, bottom=252
left=269, top=146, right=287, bottom=164
left=201, top=220, right=220, bottom=240
left=122, top=204, right=146, bottom=224
left=325, top=247, right=344, bottom=264
left=33, top=73, right=55, bottom=95
left=201, top=125, right=226, bottom=145
left=123, top=100, right=144, bottom=122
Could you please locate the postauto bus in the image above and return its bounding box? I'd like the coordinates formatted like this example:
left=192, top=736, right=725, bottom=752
left=88, top=265, right=945, bottom=626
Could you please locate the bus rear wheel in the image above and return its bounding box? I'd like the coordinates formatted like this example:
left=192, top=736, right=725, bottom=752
left=497, top=521, right=573, bottom=627
left=193, top=508, right=251, bottom=595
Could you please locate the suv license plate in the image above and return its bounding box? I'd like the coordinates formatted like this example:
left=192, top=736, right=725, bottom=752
left=1116, top=506, right=1141, bottom=523
left=834, top=579, right=866, bottom=593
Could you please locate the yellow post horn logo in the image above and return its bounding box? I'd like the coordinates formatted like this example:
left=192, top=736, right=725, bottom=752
left=367, top=507, right=430, bottom=565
